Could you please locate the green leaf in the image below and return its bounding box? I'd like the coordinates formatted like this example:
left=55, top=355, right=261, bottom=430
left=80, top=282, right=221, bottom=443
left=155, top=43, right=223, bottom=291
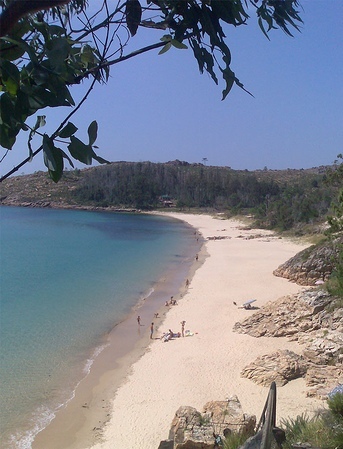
left=31, top=67, right=51, bottom=86
left=80, top=44, right=96, bottom=65
left=125, top=0, right=142, bottom=37
left=258, top=17, right=270, bottom=40
left=32, top=20, right=49, bottom=41
left=0, top=93, right=15, bottom=125
left=59, top=122, right=78, bottom=138
left=46, top=37, right=71, bottom=72
left=160, top=35, right=172, bottom=43
left=60, top=149, right=75, bottom=168
left=33, top=116, right=46, bottom=131
left=158, top=42, right=172, bottom=55
left=43, top=134, right=58, bottom=171
left=190, top=39, right=205, bottom=74
left=56, top=83, right=75, bottom=106
left=0, top=124, right=16, bottom=149
left=2, top=36, right=39, bottom=65
left=0, top=40, right=25, bottom=61
left=0, top=60, right=20, bottom=95
left=68, top=136, right=93, bottom=165
left=48, top=167, right=63, bottom=183
left=171, top=39, right=188, bottom=50
left=43, top=134, right=64, bottom=182
left=49, top=25, right=66, bottom=36
left=91, top=150, right=109, bottom=165
left=28, top=116, right=46, bottom=160
left=201, top=48, right=218, bottom=84
left=221, top=67, right=235, bottom=100
left=87, top=120, right=98, bottom=146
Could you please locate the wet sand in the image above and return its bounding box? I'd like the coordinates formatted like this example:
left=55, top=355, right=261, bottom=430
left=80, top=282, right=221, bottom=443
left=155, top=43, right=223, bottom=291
left=32, top=217, right=202, bottom=449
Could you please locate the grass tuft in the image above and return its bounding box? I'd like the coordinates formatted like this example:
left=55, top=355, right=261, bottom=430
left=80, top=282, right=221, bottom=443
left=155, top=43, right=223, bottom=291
left=280, top=408, right=343, bottom=449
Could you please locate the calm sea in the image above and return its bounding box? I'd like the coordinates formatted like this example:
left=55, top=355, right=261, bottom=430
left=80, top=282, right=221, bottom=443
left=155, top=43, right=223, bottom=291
left=0, top=206, right=196, bottom=449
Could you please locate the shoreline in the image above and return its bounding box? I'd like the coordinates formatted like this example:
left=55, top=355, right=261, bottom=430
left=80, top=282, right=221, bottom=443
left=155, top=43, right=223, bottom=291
left=32, top=211, right=326, bottom=449
left=89, top=212, right=325, bottom=449
left=31, top=214, right=204, bottom=449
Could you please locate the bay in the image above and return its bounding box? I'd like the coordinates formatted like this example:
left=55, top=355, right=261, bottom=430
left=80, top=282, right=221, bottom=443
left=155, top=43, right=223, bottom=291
left=0, top=206, right=196, bottom=448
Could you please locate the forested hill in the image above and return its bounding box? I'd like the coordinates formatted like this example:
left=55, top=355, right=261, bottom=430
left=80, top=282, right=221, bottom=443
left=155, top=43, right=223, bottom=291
left=0, top=160, right=338, bottom=231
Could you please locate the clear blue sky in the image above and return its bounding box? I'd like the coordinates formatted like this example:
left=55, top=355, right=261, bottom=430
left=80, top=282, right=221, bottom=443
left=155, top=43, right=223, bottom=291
left=1, top=0, right=342, bottom=177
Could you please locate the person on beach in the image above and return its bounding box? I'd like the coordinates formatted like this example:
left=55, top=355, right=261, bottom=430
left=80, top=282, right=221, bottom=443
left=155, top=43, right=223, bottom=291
left=186, top=279, right=189, bottom=287
left=154, top=312, right=159, bottom=318
left=168, top=329, right=181, bottom=338
left=150, top=322, right=154, bottom=339
left=196, top=254, right=198, bottom=261
left=137, top=316, right=141, bottom=326
left=181, top=320, right=186, bottom=337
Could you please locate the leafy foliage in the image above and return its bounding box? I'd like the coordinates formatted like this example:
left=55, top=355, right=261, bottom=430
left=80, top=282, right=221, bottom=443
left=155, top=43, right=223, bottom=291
left=0, top=0, right=303, bottom=181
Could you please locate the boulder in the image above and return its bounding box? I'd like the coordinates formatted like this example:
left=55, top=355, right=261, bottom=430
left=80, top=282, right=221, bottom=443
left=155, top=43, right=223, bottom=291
left=160, top=398, right=256, bottom=449
left=240, top=350, right=307, bottom=387
left=305, top=365, right=343, bottom=399
left=273, top=237, right=343, bottom=286
left=234, top=288, right=343, bottom=398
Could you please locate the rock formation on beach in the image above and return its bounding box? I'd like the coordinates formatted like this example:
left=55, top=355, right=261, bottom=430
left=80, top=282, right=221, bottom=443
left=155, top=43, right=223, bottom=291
left=234, top=289, right=343, bottom=399
left=158, top=396, right=256, bottom=449
left=273, top=237, right=343, bottom=285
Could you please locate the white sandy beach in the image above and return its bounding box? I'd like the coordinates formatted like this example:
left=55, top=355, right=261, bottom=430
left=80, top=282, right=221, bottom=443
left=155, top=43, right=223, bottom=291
left=89, top=212, right=325, bottom=449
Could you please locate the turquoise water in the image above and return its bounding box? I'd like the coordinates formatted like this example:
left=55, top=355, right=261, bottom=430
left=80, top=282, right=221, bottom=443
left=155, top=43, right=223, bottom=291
left=0, top=206, right=196, bottom=449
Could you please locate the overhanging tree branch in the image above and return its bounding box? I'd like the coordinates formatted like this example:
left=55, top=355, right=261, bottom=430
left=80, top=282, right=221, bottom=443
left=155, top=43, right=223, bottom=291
left=0, top=0, right=303, bottom=181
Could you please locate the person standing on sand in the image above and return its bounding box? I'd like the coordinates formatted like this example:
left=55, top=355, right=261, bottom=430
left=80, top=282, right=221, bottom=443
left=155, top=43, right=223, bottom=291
left=181, top=320, right=186, bottom=337
left=150, top=322, right=154, bottom=339
left=137, top=316, right=141, bottom=326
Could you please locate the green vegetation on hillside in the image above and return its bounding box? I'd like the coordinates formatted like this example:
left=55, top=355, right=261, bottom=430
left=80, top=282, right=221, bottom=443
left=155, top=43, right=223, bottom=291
left=1, top=162, right=339, bottom=234
left=73, top=162, right=336, bottom=231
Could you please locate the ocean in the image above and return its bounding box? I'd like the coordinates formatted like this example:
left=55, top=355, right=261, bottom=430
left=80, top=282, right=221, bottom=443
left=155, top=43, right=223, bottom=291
left=0, top=206, right=198, bottom=449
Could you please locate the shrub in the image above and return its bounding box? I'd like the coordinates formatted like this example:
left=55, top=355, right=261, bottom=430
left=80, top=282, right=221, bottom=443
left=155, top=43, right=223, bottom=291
left=328, top=391, right=343, bottom=419
left=223, top=430, right=254, bottom=449
left=280, top=406, right=343, bottom=449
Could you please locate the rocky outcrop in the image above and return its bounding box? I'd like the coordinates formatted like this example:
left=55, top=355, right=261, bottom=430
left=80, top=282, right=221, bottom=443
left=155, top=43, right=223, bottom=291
left=158, top=397, right=256, bottom=449
left=273, top=237, right=343, bottom=285
left=233, top=290, right=334, bottom=338
left=240, top=350, right=307, bottom=387
left=305, top=365, right=343, bottom=398
left=234, top=289, right=343, bottom=398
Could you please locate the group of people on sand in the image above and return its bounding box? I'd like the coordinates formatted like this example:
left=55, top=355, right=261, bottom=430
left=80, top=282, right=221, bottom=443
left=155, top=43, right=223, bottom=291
left=137, top=288, right=188, bottom=341
left=165, top=296, right=177, bottom=306
left=137, top=316, right=157, bottom=339
left=161, top=320, right=186, bottom=342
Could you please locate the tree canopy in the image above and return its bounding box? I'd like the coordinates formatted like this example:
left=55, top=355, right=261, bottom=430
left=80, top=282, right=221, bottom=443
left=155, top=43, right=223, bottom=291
left=0, top=0, right=303, bottom=182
